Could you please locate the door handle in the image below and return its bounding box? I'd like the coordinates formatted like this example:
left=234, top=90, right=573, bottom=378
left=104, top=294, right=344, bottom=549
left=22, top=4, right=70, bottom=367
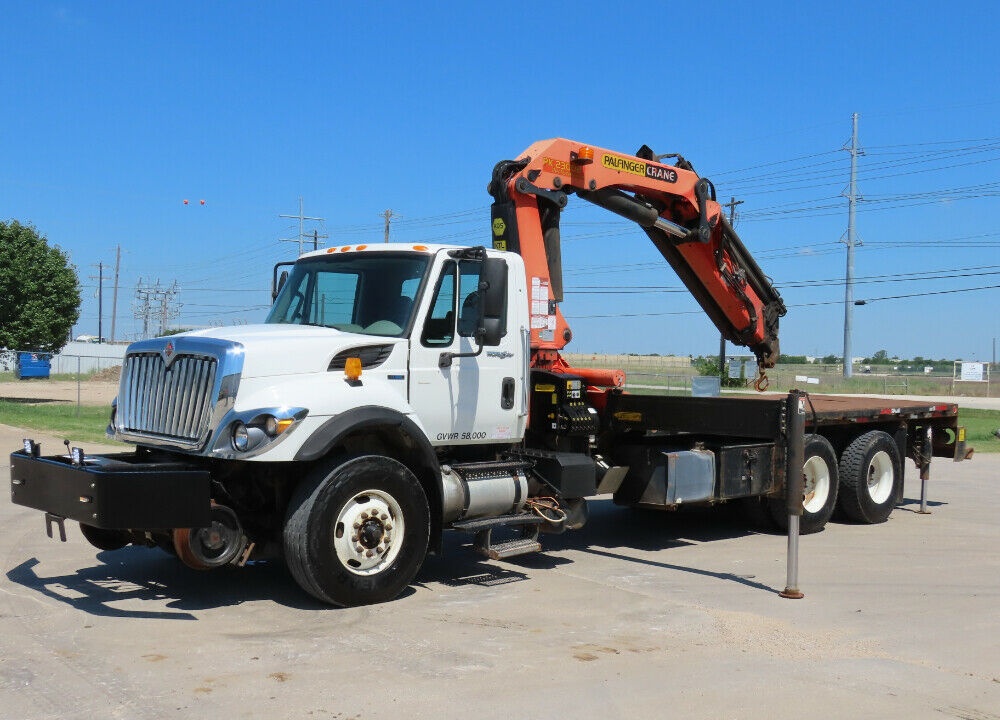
left=501, top=377, right=515, bottom=410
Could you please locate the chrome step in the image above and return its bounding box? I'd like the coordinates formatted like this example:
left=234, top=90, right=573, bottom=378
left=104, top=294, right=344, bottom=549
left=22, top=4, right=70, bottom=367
left=472, top=523, right=542, bottom=561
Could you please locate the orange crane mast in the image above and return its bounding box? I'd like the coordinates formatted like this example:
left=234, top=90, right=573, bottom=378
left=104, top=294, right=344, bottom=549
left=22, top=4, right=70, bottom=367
left=488, top=138, right=786, bottom=392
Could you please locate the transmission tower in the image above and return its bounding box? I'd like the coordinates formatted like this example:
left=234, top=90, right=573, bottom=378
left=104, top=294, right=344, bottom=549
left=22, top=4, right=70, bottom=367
left=133, top=279, right=181, bottom=338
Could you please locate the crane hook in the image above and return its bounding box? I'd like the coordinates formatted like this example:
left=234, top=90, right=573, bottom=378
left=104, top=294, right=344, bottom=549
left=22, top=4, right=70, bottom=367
left=753, top=368, right=770, bottom=393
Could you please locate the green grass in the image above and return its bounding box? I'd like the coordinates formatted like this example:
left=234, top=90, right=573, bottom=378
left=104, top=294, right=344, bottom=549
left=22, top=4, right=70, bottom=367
left=956, top=408, right=1000, bottom=454
left=0, top=400, right=125, bottom=445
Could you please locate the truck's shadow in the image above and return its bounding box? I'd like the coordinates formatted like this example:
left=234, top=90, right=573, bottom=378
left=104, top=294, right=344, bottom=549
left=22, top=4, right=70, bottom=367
left=421, top=498, right=778, bottom=594
left=7, top=499, right=777, bottom=617
left=6, top=550, right=328, bottom=619
left=502, top=498, right=778, bottom=593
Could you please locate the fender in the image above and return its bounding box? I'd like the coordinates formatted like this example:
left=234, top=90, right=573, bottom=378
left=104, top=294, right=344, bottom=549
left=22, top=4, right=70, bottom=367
left=293, top=406, right=444, bottom=551
left=294, top=406, right=438, bottom=469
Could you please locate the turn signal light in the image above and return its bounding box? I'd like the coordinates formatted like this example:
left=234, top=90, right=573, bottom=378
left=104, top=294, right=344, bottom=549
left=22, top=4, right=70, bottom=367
left=345, top=357, right=362, bottom=381
left=264, top=416, right=296, bottom=436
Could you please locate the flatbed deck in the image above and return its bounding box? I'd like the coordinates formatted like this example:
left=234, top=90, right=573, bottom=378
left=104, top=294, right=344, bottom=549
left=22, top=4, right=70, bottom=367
left=761, top=393, right=958, bottom=425
left=604, top=391, right=965, bottom=461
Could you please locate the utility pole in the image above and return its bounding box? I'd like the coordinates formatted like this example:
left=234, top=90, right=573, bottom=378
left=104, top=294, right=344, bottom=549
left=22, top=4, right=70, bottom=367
left=89, top=262, right=104, bottom=343
left=719, top=197, right=744, bottom=380
left=382, top=209, right=395, bottom=243
left=842, top=113, right=864, bottom=378
left=110, top=245, right=121, bottom=343
left=280, top=197, right=327, bottom=255
left=723, top=197, right=744, bottom=226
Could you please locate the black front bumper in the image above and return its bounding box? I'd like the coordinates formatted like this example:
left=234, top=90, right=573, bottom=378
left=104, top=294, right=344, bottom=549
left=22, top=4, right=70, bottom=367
left=9, top=451, right=212, bottom=530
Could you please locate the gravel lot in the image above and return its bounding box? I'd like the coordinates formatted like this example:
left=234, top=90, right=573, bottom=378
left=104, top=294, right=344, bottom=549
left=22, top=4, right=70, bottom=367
left=1, top=421, right=998, bottom=720
left=0, top=379, right=118, bottom=407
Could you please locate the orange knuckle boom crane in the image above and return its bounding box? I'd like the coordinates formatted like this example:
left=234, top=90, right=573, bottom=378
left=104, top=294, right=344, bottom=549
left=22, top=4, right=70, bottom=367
left=487, top=138, right=786, bottom=393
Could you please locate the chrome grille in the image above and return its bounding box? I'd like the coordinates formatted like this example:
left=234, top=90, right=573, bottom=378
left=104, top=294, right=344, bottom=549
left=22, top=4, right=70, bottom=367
left=118, top=352, right=218, bottom=443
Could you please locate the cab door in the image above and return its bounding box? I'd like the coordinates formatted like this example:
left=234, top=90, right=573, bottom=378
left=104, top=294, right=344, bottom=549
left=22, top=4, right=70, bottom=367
left=408, top=256, right=525, bottom=446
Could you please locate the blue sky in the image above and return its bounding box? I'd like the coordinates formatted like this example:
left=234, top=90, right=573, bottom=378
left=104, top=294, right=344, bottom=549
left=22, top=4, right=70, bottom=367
left=3, top=2, right=998, bottom=361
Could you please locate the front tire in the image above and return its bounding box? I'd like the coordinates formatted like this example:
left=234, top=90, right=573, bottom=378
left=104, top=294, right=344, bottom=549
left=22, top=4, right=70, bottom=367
left=283, top=455, right=430, bottom=607
left=837, top=431, right=900, bottom=524
left=769, top=434, right=839, bottom=534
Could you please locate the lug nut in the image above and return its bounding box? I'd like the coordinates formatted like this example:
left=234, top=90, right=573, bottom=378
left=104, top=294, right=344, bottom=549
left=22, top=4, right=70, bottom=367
left=384, top=522, right=393, bottom=530
left=351, top=535, right=358, bottom=543
left=365, top=550, right=375, bottom=558
left=355, top=543, right=364, bottom=553
left=353, top=520, right=362, bottom=529
left=380, top=513, right=388, bottom=521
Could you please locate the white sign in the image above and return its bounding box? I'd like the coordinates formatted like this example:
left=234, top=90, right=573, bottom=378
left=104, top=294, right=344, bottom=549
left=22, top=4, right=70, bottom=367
left=960, top=362, right=985, bottom=382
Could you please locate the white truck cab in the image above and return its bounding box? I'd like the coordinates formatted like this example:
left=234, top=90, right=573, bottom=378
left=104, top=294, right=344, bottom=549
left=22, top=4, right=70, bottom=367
left=113, top=244, right=529, bottom=462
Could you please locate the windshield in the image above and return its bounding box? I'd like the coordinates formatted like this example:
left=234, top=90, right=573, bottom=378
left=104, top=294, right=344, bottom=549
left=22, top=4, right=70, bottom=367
left=266, top=253, right=430, bottom=337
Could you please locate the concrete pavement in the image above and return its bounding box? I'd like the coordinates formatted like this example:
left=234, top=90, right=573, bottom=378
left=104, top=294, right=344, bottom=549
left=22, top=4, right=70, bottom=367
left=1, top=423, right=998, bottom=719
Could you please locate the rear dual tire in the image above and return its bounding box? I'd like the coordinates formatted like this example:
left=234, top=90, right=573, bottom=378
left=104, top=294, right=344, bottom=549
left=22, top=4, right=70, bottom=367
left=837, top=430, right=901, bottom=524
left=769, top=434, right=839, bottom=534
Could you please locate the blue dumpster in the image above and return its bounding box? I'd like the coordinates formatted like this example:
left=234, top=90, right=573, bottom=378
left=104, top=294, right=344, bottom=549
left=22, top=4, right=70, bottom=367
left=15, top=352, right=51, bottom=379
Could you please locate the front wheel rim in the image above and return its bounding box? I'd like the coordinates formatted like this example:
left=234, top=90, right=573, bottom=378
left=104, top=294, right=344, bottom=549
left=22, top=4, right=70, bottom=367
left=333, top=489, right=406, bottom=576
left=866, top=451, right=894, bottom=504
left=802, top=455, right=831, bottom=513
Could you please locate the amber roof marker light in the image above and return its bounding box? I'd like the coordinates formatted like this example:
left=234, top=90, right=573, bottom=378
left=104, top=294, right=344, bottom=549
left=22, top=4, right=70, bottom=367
left=571, top=146, right=594, bottom=165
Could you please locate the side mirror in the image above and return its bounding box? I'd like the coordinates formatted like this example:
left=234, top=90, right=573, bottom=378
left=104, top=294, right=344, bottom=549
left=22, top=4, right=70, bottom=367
left=271, top=262, right=294, bottom=301
left=476, top=258, right=507, bottom=347
left=274, top=271, right=289, bottom=301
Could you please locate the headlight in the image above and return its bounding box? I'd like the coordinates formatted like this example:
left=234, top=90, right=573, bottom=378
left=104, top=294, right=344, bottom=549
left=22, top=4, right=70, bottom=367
left=232, top=422, right=250, bottom=451
left=214, top=407, right=308, bottom=458
left=232, top=421, right=269, bottom=453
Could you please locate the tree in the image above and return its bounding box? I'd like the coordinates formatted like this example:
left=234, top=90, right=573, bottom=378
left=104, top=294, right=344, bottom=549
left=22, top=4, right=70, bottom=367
left=778, top=354, right=808, bottom=364
left=0, top=221, right=81, bottom=353
left=692, top=355, right=720, bottom=376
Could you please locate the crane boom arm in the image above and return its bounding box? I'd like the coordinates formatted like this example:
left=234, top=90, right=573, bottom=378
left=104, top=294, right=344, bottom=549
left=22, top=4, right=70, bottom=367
left=487, top=138, right=786, bottom=372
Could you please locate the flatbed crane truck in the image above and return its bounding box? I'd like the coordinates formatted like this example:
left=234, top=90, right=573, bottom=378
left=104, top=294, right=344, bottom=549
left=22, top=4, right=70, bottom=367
left=10, top=139, right=970, bottom=606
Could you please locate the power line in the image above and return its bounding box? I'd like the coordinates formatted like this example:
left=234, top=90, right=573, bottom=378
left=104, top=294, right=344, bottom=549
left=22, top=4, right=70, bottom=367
left=567, top=283, right=1000, bottom=319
